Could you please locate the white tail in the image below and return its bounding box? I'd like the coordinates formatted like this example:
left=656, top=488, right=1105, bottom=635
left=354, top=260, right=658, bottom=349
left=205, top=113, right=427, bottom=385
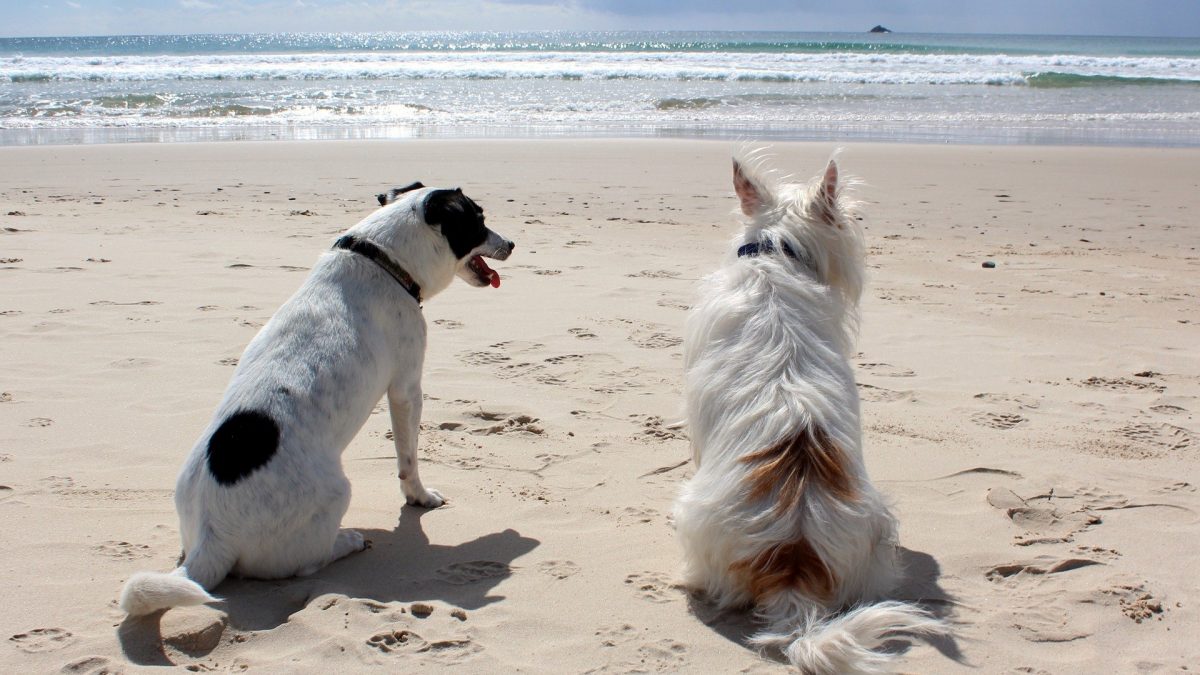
left=119, top=568, right=218, bottom=616
left=750, top=601, right=941, bottom=675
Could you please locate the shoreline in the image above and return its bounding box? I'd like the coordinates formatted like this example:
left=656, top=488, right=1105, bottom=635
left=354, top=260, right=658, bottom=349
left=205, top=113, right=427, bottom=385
left=1, top=139, right=1197, bottom=672
left=3, top=121, right=1200, bottom=148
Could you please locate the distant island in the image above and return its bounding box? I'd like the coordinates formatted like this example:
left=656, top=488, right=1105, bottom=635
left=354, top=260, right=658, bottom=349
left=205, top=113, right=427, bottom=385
left=869, top=25, right=892, bottom=33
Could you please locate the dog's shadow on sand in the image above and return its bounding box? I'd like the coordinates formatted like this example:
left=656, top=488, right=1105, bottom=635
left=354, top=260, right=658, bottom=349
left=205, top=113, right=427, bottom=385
left=688, top=547, right=966, bottom=667
left=119, top=505, right=539, bottom=665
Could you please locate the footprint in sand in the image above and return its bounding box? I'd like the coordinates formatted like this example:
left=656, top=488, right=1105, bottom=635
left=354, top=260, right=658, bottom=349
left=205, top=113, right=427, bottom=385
left=1076, top=375, right=1165, bottom=393
left=624, top=571, right=683, bottom=604
left=537, top=560, right=581, bottom=580
left=9, top=627, right=75, bottom=653
left=629, top=414, right=682, bottom=442
left=1096, top=583, right=1166, bottom=623
left=457, top=350, right=511, bottom=366
left=494, top=362, right=546, bottom=380
left=1072, top=545, right=1122, bottom=561
left=92, top=540, right=154, bottom=560
left=466, top=412, right=544, bottom=436
left=594, top=623, right=640, bottom=647
left=24, top=417, right=53, bottom=428
left=973, top=392, right=1041, bottom=410
left=615, top=506, right=659, bottom=527
left=1149, top=403, right=1187, bottom=415
left=434, top=561, right=512, bottom=585
left=367, top=629, right=429, bottom=654
left=857, top=362, right=916, bottom=378
left=1114, top=422, right=1194, bottom=454
left=588, top=626, right=689, bottom=672
left=629, top=332, right=682, bottom=350
left=986, top=486, right=1102, bottom=546
left=984, top=556, right=1104, bottom=582
left=971, top=411, right=1028, bottom=430
left=1010, top=601, right=1089, bottom=644
left=0, top=392, right=13, bottom=403
left=60, top=656, right=119, bottom=674
left=625, top=269, right=680, bottom=279
left=433, top=319, right=463, bottom=329
left=217, top=357, right=239, bottom=367
left=635, top=640, right=690, bottom=670
left=1154, top=481, right=1195, bottom=494
left=568, top=327, right=598, bottom=340
left=110, top=357, right=158, bottom=369
left=856, top=382, right=914, bottom=403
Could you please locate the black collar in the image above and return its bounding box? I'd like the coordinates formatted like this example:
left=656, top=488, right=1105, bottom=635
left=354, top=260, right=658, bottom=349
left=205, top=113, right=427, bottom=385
left=737, top=240, right=816, bottom=273
left=333, top=235, right=422, bottom=305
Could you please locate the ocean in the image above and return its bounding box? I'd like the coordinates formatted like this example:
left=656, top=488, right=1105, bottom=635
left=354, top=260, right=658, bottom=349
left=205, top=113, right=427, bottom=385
left=2, top=31, right=1199, bottom=146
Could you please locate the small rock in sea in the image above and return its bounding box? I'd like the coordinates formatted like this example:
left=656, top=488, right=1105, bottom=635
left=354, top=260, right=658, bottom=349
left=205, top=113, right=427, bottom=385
left=982, top=261, right=996, bottom=269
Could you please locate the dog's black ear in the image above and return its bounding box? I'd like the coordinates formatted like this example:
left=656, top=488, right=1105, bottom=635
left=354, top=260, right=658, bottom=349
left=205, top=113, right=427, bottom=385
left=377, top=181, right=426, bottom=206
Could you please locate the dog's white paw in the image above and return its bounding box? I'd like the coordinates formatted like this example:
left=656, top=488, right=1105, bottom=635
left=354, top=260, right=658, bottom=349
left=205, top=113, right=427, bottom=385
left=406, top=488, right=446, bottom=509
left=339, top=528, right=368, bottom=553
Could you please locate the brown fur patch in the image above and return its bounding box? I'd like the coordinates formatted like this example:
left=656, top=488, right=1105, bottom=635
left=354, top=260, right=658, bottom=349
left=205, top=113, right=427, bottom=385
left=731, top=425, right=856, bottom=601
left=740, top=424, right=857, bottom=511
left=731, top=537, right=836, bottom=602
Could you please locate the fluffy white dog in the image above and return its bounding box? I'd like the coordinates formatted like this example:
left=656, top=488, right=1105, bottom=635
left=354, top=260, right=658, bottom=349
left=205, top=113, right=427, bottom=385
left=673, top=155, right=939, bottom=673
left=120, top=183, right=513, bottom=616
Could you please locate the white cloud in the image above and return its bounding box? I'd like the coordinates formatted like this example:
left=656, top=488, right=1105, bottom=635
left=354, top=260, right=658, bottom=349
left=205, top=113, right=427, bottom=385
left=65, top=1, right=82, bottom=8
left=179, top=0, right=218, bottom=10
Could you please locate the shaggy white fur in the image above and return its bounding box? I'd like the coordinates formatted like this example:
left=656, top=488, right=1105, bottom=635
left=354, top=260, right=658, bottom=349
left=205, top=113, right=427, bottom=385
left=673, top=154, right=940, bottom=673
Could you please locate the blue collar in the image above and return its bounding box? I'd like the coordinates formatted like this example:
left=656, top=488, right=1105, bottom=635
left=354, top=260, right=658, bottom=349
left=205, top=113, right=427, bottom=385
left=737, top=239, right=817, bottom=275
left=737, top=240, right=798, bottom=259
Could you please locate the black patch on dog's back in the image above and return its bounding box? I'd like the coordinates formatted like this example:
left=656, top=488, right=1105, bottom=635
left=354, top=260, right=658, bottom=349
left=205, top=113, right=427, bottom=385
left=424, top=188, right=488, bottom=259
left=206, top=410, right=280, bottom=486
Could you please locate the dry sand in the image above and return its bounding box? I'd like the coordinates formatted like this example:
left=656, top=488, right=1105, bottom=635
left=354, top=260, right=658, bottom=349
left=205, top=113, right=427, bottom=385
left=1, top=139, right=1197, bottom=673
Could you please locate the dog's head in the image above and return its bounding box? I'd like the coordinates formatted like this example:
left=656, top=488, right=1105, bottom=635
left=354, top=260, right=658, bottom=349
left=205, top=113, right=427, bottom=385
left=731, top=154, right=864, bottom=311
left=371, top=182, right=515, bottom=295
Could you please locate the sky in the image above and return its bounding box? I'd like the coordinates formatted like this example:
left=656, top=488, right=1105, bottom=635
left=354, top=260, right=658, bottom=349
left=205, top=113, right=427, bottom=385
left=2, top=0, right=1199, bottom=38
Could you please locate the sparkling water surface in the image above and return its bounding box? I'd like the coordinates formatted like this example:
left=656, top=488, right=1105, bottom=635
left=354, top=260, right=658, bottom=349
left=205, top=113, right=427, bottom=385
left=2, top=31, right=1198, bottom=146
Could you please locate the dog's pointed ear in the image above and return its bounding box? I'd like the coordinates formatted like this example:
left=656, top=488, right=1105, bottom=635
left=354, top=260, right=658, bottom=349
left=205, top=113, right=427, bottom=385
left=733, top=159, right=769, bottom=216
left=817, top=159, right=841, bottom=225
left=822, top=159, right=839, bottom=203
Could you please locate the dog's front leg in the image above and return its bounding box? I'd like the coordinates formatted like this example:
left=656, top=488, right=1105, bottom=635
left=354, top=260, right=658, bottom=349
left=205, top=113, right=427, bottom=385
left=388, top=382, right=445, bottom=508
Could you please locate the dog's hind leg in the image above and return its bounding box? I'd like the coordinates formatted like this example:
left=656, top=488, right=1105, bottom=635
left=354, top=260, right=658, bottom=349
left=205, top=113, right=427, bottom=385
left=295, top=529, right=367, bottom=577
left=388, top=381, right=445, bottom=508
left=234, top=471, right=365, bottom=579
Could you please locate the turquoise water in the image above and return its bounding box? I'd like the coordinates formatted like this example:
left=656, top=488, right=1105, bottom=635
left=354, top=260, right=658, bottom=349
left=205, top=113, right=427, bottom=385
left=2, top=31, right=1198, bottom=146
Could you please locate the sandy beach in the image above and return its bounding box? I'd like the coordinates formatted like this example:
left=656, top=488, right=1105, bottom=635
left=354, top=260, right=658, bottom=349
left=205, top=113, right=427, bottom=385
left=1, top=138, right=1197, bottom=673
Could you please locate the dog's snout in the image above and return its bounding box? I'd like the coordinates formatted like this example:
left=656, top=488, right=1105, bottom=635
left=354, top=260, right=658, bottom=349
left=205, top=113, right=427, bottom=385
left=505, top=240, right=516, bottom=254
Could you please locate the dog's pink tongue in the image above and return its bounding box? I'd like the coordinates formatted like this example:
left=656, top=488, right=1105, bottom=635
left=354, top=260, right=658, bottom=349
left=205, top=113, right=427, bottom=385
left=474, top=255, right=500, bottom=288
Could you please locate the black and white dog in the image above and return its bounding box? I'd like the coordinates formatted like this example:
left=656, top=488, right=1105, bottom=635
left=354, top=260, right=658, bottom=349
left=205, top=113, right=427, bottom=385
left=120, top=183, right=513, bottom=616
